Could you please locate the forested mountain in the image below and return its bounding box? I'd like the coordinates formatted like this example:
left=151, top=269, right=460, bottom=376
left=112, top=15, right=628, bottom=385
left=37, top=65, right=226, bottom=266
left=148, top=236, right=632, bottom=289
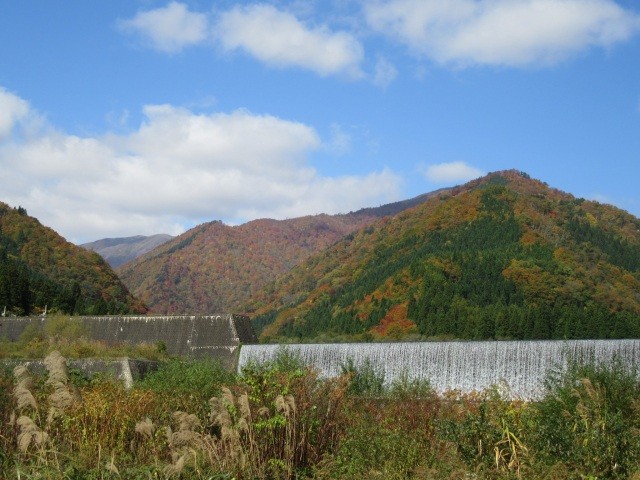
left=0, top=202, right=146, bottom=315
left=81, top=234, right=173, bottom=268
left=248, top=170, right=640, bottom=342
left=117, top=192, right=443, bottom=314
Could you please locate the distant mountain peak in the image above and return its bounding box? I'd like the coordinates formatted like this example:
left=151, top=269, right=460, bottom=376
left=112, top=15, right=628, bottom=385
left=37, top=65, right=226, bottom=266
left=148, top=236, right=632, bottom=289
left=82, top=234, right=173, bottom=268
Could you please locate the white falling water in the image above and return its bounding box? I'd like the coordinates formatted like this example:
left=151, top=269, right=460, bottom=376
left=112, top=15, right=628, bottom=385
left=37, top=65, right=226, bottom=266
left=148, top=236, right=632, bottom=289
left=238, top=340, right=640, bottom=399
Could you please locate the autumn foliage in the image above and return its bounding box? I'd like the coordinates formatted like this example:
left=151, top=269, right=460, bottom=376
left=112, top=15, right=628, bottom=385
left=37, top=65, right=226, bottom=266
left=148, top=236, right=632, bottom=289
left=0, top=203, right=145, bottom=315
left=250, top=170, right=640, bottom=341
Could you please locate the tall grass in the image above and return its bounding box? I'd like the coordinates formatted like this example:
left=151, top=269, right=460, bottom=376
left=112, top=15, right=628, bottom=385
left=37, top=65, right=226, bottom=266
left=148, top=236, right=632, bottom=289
left=1, top=350, right=640, bottom=478
left=531, top=358, right=640, bottom=478
left=135, top=358, right=235, bottom=419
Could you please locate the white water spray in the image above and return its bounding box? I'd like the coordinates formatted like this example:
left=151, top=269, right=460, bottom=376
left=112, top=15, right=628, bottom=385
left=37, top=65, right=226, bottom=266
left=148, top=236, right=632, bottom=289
left=238, top=340, right=640, bottom=399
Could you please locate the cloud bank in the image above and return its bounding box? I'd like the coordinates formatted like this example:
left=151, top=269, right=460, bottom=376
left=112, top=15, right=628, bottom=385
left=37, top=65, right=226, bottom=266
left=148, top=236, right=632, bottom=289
left=365, top=0, right=640, bottom=67
left=119, top=2, right=365, bottom=78
left=0, top=90, right=401, bottom=243
left=0, top=87, right=33, bottom=138
left=117, top=0, right=640, bottom=80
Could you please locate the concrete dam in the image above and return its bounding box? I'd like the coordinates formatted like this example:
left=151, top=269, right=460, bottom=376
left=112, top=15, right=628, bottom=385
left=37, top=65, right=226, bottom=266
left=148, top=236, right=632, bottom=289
left=0, top=314, right=257, bottom=369
left=3, top=315, right=639, bottom=398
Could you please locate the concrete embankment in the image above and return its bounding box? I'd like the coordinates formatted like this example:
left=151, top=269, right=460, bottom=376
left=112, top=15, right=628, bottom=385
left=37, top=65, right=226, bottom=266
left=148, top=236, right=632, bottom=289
left=1, top=357, right=158, bottom=389
left=0, top=314, right=258, bottom=369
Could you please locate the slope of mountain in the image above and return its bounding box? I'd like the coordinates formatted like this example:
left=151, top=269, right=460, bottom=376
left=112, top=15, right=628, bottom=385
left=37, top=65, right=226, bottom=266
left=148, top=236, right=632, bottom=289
left=248, top=170, right=640, bottom=342
left=82, top=234, right=173, bottom=268
left=117, top=191, right=443, bottom=314
left=0, top=203, right=146, bottom=315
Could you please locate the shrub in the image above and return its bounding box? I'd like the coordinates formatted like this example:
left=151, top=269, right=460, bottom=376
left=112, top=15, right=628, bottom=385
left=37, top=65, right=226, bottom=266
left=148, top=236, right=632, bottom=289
left=18, top=323, right=44, bottom=345
left=339, top=356, right=385, bottom=396
left=239, top=346, right=351, bottom=477
left=135, top=358, right=234, bottom=418
left=43, top=315, right=87, bottom=341
left=1, top=322, right=170, bottom=360
left=437, top=388, right=530, bottom=477
left=388, top=369, right=433, bottom=399
left=532, top=357, right=640, bottom=478
left=323, top=422, right=425, bottom=479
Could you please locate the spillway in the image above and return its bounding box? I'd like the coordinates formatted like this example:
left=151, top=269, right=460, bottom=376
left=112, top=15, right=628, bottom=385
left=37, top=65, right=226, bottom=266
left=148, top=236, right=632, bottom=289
left=238, top=340, right=640, bottom=399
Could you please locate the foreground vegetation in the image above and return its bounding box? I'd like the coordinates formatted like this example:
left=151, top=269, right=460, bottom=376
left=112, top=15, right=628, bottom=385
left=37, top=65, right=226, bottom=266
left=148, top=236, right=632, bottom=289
left=2, top=346, right=640, bottom=479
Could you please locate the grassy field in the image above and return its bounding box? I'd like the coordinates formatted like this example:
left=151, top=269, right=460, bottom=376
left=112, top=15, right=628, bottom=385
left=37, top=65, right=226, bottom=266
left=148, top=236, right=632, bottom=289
left=1, top=340, right=640, bottom=479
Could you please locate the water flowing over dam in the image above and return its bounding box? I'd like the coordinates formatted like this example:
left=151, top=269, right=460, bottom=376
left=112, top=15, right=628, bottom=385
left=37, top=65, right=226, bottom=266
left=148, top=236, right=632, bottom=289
left=238, top=340, right=640, bottom=399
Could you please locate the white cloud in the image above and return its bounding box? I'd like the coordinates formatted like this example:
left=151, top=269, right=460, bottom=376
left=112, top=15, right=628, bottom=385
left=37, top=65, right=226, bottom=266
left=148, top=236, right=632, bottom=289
left=0, top=88, right=31, bottom=138
left=237, top=168, right=401, bottom=220
left=0, top=90, right=402, bottom=243
left=118, top=1, right=208, bottom=53
left=215, top=3, right=364, bottom=77
left=373, top=56, right=398, bottom=88
left=117, top=3, right=388, bottom=82
left=420, top=161, right=485, bottom=183
left=365, top=0, right=640, bottom=67
left=326, top=124, right=352, bottom=155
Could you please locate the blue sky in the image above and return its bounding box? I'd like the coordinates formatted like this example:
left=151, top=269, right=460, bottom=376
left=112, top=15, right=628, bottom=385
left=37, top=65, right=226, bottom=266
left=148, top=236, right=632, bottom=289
left=1, top=0, right=639, bottom=243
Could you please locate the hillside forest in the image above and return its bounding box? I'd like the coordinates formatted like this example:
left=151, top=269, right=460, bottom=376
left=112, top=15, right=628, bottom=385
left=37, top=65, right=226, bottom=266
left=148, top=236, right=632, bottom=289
left=116, top=191, right=441, bottom=315
left=250, top=171, right=640, bottom=342
left=0, top=203, right=145, bottom=316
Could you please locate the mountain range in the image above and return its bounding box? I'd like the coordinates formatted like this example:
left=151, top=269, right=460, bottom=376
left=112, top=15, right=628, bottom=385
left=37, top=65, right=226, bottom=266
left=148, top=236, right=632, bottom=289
left=4, top=169, right=639, bottom=343
left=115, top=191, right=444, bottom=314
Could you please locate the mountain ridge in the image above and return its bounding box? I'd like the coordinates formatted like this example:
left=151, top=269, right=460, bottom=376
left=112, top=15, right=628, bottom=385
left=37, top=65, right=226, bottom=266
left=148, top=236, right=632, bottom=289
left=117, top=190, right=446, bottom=314
left=247, top=170, right=640, bottom=341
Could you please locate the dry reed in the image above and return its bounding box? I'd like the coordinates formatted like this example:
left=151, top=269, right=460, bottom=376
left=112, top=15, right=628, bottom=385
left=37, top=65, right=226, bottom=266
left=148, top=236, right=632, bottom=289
left=16, top=415, right=48, bottom=453
left=43, top=350, right=81, bottom=426
left=12, top=365, right=37, bottom=412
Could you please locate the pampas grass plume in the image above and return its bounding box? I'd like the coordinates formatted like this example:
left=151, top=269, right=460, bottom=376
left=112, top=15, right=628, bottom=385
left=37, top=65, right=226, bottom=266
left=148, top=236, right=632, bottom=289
left=17, top=415, right=49, bottom=452
left=44, top=350, right=68, bottom=386
left=173, top=411, right=201, bottom=432
left=135, top=418, right=155, bottom=440
left=13, top=365, right=37, bottom=411
left=164, top=453, right=186, bottom=478
left=238, top=393, right=251, bottom=420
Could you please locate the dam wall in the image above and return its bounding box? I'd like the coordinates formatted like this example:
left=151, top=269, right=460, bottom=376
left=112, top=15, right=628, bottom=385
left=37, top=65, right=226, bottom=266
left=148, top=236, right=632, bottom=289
left=0, top=314, right=257, bottom=368
left=238, top=340, right=640, bottom=399
left=1, top=357, right=158, bottom=389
